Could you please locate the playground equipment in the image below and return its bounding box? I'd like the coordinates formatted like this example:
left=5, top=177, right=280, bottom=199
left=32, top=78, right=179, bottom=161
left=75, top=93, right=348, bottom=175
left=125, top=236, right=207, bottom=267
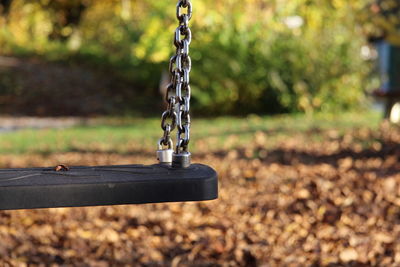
left=0, top=0, right=218, bottom=210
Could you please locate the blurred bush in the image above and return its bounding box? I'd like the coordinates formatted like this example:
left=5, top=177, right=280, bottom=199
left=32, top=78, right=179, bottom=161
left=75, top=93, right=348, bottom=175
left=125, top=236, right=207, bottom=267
left=360, top=0, right=400, bottom=45
left=0, top=0, right=374, bottom=115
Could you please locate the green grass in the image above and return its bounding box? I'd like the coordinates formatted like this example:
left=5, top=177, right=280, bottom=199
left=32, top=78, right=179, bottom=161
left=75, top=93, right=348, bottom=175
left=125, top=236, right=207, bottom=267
left=0, top=111, right=382, bottom=155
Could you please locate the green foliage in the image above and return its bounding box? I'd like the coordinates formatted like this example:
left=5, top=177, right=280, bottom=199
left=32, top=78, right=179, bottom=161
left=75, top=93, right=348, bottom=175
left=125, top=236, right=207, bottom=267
left=359, top=0, right=400, bottom=45
left=0, top=0, right=374, bottom=115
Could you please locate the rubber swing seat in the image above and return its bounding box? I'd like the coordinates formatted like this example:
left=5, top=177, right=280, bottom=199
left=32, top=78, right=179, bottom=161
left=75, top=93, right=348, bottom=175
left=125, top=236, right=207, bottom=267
left=0, top=164, right=218, bottom=210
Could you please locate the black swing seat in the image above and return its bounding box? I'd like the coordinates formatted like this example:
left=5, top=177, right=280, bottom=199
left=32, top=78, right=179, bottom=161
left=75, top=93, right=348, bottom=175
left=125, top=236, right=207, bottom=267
left=0, top=164, right=218, bottom=210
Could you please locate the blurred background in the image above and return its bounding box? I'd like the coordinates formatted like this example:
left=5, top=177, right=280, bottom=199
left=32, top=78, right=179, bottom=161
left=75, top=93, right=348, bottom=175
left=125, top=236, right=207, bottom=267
left=0, top=0, right=399, bottom=266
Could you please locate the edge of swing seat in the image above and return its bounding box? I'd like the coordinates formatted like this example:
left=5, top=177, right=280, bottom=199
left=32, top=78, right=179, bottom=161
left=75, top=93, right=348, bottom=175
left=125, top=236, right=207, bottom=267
left=0, top=163, right=218, bottom=210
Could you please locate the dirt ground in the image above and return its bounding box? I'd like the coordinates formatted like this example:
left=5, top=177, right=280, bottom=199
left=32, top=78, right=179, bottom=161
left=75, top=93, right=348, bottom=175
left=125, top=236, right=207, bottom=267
left=0, top=122, right=399, bottom=266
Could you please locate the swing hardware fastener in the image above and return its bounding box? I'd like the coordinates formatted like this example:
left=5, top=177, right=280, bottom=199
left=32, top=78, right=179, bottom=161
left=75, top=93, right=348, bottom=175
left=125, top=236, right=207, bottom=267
left=54, top=164, right=70, bottom=172
left=172, top=151, right=191, bottom=168
left=157, top=139, right=174, bottom=165
left=157, top=149, right=174, bottom=165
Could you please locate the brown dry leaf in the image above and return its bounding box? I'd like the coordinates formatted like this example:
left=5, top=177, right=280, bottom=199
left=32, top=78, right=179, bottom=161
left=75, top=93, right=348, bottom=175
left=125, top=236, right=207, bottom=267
left=340, top=248, right=358, bottom=262
left=0, top=122, right=399, bottom=265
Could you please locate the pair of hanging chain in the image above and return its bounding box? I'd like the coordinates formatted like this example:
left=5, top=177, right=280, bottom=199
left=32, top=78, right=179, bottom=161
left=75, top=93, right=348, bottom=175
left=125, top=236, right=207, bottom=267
left=158, top=0, right=192, bottom=162
left=174, top=0, right=192, bottom=154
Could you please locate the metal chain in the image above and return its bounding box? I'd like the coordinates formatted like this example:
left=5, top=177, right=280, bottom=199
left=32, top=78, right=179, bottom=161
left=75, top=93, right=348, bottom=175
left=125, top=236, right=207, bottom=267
left=159, top=0, right=192, bottom=153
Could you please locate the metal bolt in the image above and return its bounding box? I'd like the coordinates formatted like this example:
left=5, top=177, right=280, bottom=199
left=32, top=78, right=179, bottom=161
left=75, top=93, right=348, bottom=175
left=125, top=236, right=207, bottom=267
left=172, top=151, right=191, bottom=168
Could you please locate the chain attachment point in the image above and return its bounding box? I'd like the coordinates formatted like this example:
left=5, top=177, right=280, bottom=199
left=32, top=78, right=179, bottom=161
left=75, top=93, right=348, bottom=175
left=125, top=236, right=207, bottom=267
left=157, top=138, right=174, bottom=165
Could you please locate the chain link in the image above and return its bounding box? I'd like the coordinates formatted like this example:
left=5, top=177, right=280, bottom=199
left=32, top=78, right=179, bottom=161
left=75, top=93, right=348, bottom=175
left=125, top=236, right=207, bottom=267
left=159, top=0, right=192, bottom=153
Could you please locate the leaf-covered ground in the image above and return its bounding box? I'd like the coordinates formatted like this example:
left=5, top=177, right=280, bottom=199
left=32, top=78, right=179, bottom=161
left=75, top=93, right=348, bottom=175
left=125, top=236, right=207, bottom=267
left=0, top=114, right=399, bottom=266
